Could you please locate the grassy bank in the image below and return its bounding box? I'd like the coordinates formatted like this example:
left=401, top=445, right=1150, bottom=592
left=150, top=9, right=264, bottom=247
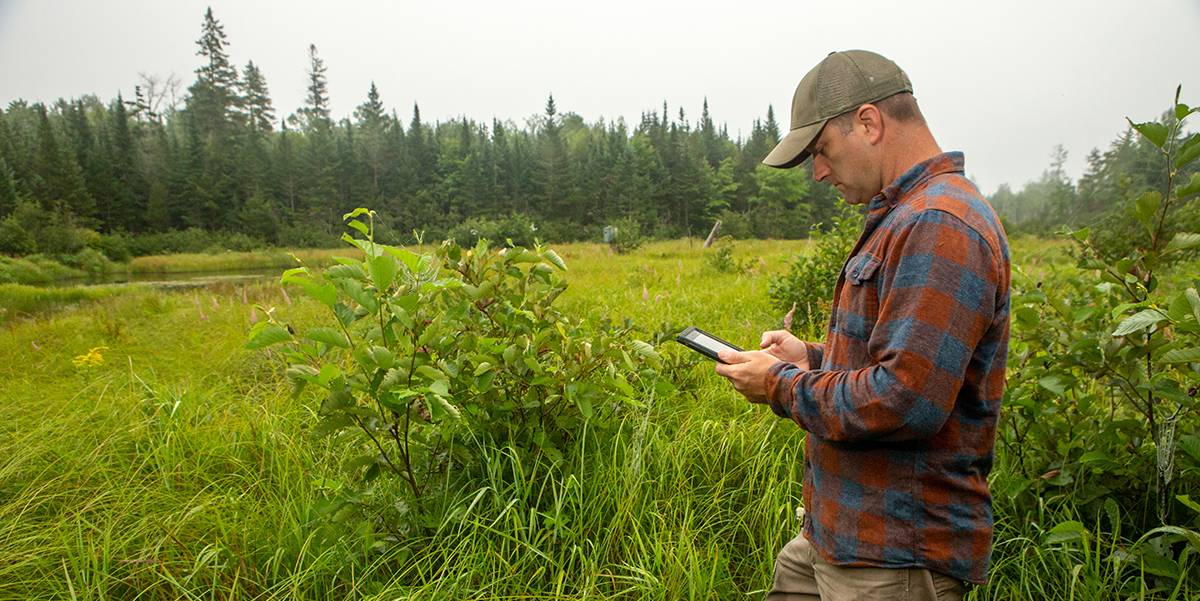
left=0, top=237, right=1190, bottom=599
left=127, top=247, right=361, bottom=274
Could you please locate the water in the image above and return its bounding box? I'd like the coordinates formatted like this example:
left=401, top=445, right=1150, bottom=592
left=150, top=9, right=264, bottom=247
left=44, top=267, right=283, bottom=289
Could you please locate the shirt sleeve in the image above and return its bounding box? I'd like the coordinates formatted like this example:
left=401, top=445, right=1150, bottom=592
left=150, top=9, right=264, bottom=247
left=765, top=209, right=1001, bottom=442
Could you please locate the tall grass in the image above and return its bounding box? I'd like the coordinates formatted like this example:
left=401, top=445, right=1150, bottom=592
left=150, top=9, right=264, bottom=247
left=0, top=237, right=1192, bottom=599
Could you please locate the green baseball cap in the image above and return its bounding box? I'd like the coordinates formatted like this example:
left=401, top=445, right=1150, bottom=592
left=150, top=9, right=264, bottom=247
left=763, top=50, right=913, bottom=169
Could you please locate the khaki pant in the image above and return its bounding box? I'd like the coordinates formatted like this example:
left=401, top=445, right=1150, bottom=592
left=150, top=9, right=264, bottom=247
left=766, top=533, right=966, bottom=601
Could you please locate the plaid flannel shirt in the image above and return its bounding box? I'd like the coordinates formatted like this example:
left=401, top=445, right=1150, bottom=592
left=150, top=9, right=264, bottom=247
left=765, top=152, right=1010, bottom=585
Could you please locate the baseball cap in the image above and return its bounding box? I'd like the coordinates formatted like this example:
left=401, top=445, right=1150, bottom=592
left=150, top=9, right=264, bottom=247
left=763, top=50, right=913, bottom=169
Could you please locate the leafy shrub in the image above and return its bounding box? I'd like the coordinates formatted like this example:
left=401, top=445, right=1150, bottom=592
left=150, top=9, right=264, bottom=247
left=767, top=204, right=863, bottom=333
left=704, top=235, right=750, bottom=274
left=91, top=232, right=133, bottom=262
left=445, top=213, right=539, bottom=248
left=1000, top=88, right=1200, bottom=589
left=609, top=217, right=645, bottom=254
left=58, top=248, right=115, bottom=279
left=248, top=208, right=662, bottom=532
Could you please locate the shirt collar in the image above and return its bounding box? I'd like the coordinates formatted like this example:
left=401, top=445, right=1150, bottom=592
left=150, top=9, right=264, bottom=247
left=868, top=151, right=965, bottom=210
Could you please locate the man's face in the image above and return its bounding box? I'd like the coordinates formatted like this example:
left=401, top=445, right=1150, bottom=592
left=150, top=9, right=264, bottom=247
left=807, top=115, right=881, bottom=205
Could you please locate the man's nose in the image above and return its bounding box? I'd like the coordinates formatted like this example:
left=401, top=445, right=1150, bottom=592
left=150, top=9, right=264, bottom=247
left=811, top=156, right=830, bottom=182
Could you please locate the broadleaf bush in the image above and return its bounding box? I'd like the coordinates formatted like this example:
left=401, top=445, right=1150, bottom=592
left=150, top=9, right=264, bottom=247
left=248, top=208, right=662, bottom=533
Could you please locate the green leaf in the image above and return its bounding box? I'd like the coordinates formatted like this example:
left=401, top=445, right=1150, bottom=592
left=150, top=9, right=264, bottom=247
left=1133, top=191, right=1161, bottom=227
left=342, top=207, right=370, bottom=221
left=1045, top=520, right=1088, bottom=545
left=383, top=246, right=423, bottom=271
left=543, top=249, right=567, bottom=271
left=426, top=394, right=461, bottom=421
left=246, top=324, right=292, bottom=349
left=368, top=346, right=395, bottom=370
left=347, top=219, right=370, bottom=237
left=1177, top=102, right=1193, bottom=121
left=305, top=327, right=350, bottom=348
left=1178, top=495, right=1200, bottom=515
left=1160, top=347, right=1200, bottom=363
left=369, top=255, right=399, bottom=291
left=630, top=340, right=660, bottom=361
left=1070, top=227, right=1090, bottom=243
left=1176, top=172, right=1200, bottom=200
left=1176, top=133, right=1200, bottom=168
left=1165, top=232, right=1200, bottom=254
left=415, top=365, right=444, bottom=382
left=473, top=362, right=493, bottom=376
left=1112, top=309, right=1167, bottom=337
left=1187, top=288, right=1200, bottom=324
left=1038, top=374, right=1072, bottom=395
left=1128, top=118, right=1169, bottom=149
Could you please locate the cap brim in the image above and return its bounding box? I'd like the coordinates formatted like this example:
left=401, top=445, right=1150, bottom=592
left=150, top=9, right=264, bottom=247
left=762, top=120, right=826, bottom=169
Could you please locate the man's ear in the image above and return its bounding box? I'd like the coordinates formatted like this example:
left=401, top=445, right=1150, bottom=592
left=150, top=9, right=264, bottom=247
left=856, top=104, right=884, bottom=145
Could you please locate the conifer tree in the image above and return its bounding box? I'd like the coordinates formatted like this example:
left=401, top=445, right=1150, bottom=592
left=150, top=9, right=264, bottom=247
left=241, top=61, right=275, bottom=134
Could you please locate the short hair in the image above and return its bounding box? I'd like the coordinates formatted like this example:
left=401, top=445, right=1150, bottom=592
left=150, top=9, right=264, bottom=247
left=830, top=92, right=925, bottom=134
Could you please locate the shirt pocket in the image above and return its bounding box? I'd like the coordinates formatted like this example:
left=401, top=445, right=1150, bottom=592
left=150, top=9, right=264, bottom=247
left=844, top=253, right=881, bottom=286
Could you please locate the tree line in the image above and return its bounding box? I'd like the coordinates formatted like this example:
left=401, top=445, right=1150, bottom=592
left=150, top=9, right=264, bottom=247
left=0, top=8, right=843, bottom=258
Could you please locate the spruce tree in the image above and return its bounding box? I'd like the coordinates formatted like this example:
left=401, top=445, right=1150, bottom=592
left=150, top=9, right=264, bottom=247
left=241, top=61, right=275, bottom=134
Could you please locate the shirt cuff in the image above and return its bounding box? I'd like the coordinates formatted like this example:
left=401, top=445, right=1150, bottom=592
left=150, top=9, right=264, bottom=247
left=765, top=361, right=794, bottom=418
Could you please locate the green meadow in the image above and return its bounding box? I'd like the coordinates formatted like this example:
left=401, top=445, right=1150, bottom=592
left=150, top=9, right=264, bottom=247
left=1, top=237, right=1195, bottom=600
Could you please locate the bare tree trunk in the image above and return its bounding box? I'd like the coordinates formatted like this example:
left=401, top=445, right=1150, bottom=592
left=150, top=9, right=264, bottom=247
left=703, top=220, right=723, bottom=248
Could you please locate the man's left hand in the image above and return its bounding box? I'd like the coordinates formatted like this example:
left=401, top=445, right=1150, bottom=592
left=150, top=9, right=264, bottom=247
left=714, top=349, right=780, bottom=403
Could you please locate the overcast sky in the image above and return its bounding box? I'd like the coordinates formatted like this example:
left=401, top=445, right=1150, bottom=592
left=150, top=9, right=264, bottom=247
left=2, top=0, right=1198, bottom=195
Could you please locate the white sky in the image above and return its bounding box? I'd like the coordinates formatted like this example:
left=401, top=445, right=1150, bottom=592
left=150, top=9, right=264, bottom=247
left=1, top=0, right=1198, bottom=195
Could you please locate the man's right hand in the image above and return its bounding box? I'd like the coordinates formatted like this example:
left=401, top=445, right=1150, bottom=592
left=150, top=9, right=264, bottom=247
left=760, top=330, right=810, bottom=370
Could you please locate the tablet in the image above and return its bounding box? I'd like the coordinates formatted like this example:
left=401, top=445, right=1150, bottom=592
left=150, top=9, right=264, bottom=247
left=675, top=326, right=744, bottom=364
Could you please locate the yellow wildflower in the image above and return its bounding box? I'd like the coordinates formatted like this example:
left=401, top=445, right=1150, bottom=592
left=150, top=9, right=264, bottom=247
left=72, top=346, right=109, bottom=368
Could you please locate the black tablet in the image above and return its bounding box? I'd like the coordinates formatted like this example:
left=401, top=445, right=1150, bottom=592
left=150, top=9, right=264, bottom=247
left=675, top=326, right=744, bottom=364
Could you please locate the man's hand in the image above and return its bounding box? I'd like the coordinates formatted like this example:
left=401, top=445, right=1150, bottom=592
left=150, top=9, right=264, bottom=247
left=714, top=349, right=780, bottom=403
left=760, top=330, right=810, bottom=370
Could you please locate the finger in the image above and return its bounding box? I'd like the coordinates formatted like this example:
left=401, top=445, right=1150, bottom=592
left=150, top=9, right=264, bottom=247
left=760, top=330, right=787, bottom=348
left=718, top=349, right=752, bottom=364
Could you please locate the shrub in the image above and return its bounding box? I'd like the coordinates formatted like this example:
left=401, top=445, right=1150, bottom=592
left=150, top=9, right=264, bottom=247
left=609, top=217, right=645, bottom=254
left=704, top=235, right=750, bottom=274
left=91, top=232, right=133, bottom=262
left=248, top=208, right=662, bottom=533
left=767, top=204, right=863, bottom=333
left=445, top=213, right=539, bottom=248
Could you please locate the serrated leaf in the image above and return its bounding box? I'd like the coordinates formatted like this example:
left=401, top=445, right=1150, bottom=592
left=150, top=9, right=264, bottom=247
left=415, top=365, right=444, bottom=382
left=1177, top=172, right=1200, bottom=200
left=1160, top=347, right=1200, bottom=363
left=1176, top=133, right=1200, bottom=168
left=1187, top=288, right=1200, bottom=324
left=631, top=340, right=660, bottom=360
left=383, top=246, right=423, bottom=271
left=427, top=394, right=461, bottom=421
left=1165, top=232, right=1200, bottom=254
left=473, top=362, right=493, bottom=376
left=245, top=324, right=293, bottom=349
left=543, top=249, right=567, bottom=271
left=325, top=264, right=366, bottom=281
left=369, top=255, right=399, bottom=291
left=1112, top=309, right=1167, bottom=337
left=368, top=346, right=395, bottom=370
left=305, top=327, right=350, bottom=348
left=1128, top=119, right=1169, bottom=149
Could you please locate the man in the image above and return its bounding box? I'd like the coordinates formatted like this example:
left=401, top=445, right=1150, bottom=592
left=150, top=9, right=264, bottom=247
left=715, top=50, right=1010, bottom=600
